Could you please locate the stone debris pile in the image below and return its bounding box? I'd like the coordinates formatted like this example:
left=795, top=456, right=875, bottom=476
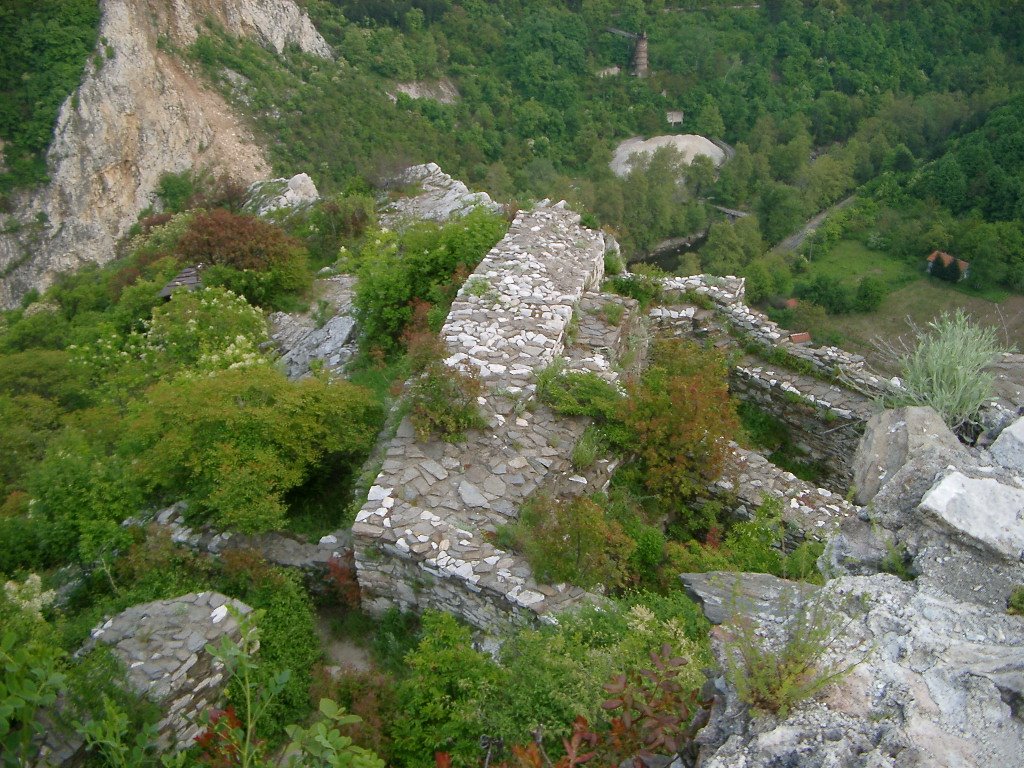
left=269, top=276, right=357, bottom=378
left=41, top=593, right=251, bottom=763
left=719, top=445, right=860, bottom=541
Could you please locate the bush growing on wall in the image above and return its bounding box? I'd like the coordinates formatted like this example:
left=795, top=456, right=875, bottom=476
left=620, top=339, right=738, bottom=505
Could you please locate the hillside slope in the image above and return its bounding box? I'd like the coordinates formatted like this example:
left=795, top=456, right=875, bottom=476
left=0, top=0, right=330, bottom=308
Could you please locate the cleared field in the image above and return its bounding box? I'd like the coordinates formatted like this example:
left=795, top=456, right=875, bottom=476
left=802, top=239, right=919, bottom=288
left=810, top=279, right=1024, bottom=373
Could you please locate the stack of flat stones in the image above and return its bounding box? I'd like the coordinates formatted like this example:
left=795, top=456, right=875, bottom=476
left=717, top=445, right=860, bottom=542
left=38, top=593, right=251, bottom=762
left=353, top=202, right=625, bottom=630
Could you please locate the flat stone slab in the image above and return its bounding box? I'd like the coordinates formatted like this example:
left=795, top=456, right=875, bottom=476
left=919, top=471, right=1024, bottom=560
left=679, top=571, right=819, bottom=625
left=991, top=415, right=1024, bottom=474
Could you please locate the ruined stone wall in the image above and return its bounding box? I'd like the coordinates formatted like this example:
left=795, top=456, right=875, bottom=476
left=40, top=593, right=249, bottom=764
left=652, top=276, right=880, bottom=491
left=352, top=202, right=617, bottom=630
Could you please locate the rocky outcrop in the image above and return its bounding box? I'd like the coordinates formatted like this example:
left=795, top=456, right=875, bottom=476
left=269, top=275, right=358, bottom=379
left=691, top=410, right=1024, bottom=767
left=40, top=592, right=250, bottom=764
left=245, top=172, right=320, bottom=217
left=852, top=406, right=968, bottom=505
left=380, top=163, right=502, bottom=228
left=0, top=0, right=331, bottom=308
left=692, top=574, right=1024, bottom=768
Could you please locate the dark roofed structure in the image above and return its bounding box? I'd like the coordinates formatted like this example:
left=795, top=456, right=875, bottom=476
left=926, top=250, right=970, bottom=281
left=159, top=265, right=204, bottom=299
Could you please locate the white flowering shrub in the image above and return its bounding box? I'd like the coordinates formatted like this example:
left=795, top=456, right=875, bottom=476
left=146, top=286, right=270, bottom=373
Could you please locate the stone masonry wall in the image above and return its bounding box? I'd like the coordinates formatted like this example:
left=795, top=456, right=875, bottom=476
left=39, top=593, right=250, bottom=765
left=651, top=276, right=880, bottom=490
left=352, top=202, right=616, bottom=630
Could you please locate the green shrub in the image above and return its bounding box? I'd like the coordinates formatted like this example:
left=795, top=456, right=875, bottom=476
left=620, top=340, right=738, bottom=505
left=536, top=361, right=622, bottom=421
left=219, top=559, right=321, bottom=745
left=509, top=495, right=635, bottom=590
left=146, top=286, right=269, bottom=373
left=0, top=578, right=65, bottom=764
left=882, top=309, right=1012, bottom=432
left=126, top=367, right=382, bottom=533
left=570, top=426, right=602, bottom=470
left=174, top=208, right=313, bottom=310
left=724, top=590, right=861, bottom=717
left=1009, top=587, right=1024, bottom=616
left=605, top=265, right=666, bottom=309
left=408, top=361, right=486, bottom=442
left=28, top=430, right=143, bottom=565
left=389, top=612, right=502, bottom=768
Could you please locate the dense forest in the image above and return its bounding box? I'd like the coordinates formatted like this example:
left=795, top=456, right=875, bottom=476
left=2, top=0, right=1024, bottom=766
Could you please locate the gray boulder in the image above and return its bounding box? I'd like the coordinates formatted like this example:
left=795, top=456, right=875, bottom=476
left=991, top=415, right=1024, bottom=474
left=852, top=406, right=966, bottom=505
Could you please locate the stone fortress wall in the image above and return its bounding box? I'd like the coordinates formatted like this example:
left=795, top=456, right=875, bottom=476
left=349, top=198, right=877, bottom=630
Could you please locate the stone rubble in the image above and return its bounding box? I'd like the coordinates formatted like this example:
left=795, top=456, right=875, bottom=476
left=40, top=593, right=250, bottom=764
left=660, top=275, right=891, bottom=396
left=152, top=502, right=352, bottom=596
left=269, top=275, right=358, bottom=378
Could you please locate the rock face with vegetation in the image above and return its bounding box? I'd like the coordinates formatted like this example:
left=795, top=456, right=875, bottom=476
left=687, top=409, right=1024, bottom=767
left=0, top=0, right=330, bottom=309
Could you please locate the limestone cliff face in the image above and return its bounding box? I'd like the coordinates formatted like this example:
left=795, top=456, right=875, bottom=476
left=0, top=0, right=331, bottom=308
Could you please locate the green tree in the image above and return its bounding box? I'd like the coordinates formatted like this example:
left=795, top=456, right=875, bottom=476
left=126, top=367, right=382, bottom=532
left=694, top=96, right=725, bottom=139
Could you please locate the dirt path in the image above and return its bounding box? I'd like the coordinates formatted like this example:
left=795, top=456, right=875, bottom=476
left=774, top=195, right=855, bottom=253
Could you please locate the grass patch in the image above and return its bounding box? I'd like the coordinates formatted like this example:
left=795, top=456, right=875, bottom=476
left=804, top=240, right=919, bottom=290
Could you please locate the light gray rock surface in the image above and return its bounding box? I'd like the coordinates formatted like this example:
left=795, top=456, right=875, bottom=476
left=269, top=276, right=358, bottom=378
left=0, top=0, right=330, bottom=308
left=693, top=574, right=1024, bottom=768
left=991, top=415, right=1024, bottom=473
left=919, top=471, right=1024, bottom=560
left=853, top=406, right=967, bottom=504
left=695, top=404, right=1024, bottom=768
left=380, top=163, right=502, bottom=227
left=246, top=172, right=320, bottom=216
left=679, top=572, right=819, bottom=625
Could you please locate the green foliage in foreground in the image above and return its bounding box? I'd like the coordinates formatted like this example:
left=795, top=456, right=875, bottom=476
left=126, top=366, right=383, bottom=533
left=883, top=309, right=1012, bottom=432
left=388, top=597, right=710, bottom=768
